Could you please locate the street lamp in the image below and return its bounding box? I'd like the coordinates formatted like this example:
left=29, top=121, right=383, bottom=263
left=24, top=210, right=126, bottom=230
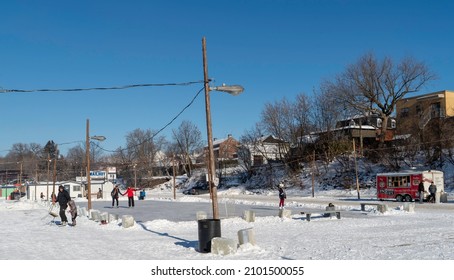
left=86, top=118, right=106, bottom=210
left=202, top=37, right=244, bottom=220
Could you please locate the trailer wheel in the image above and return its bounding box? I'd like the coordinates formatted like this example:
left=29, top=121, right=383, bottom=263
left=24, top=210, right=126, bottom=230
left=404, top=195, right=412, bottom=202
left=396, top=195, right=403, bottom=202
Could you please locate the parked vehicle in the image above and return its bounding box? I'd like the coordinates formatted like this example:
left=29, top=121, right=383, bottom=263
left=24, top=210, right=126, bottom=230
left=183, top=183, right=210, bottom=195
left=376, top=170, right=444, bottom=202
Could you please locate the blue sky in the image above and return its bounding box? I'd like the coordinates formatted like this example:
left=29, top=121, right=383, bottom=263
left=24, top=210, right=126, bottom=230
left=1, top=0, right=453, bottom=156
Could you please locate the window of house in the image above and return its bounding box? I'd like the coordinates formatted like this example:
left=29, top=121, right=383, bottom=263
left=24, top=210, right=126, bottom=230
left=391, top=119, right=396, bottom=129
left=430, top=102, right=442, bottom=118
left=253, top=155, right=263, bottom=166
left=416, top=104, right=422, bottom=116
left=377, top=118, right=382, bottom=128
left=400, top=108, right=409, bottom=118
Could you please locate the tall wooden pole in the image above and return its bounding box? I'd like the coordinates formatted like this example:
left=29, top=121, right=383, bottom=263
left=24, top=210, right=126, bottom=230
left=47, top=153, right=50, bottom=202
left=86, top=119, right=92, bottom=210
left=202, top=37, right=219, bottom=220
left=172, top=154, right=176, bottom=200
left=353, top=138, right=360, bottom=199
left=311, top=150, right=315, bottom=198
left=52, top=154, right=57, bottom=193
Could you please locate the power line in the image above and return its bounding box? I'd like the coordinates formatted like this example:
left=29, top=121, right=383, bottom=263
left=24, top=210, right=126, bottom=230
left=94, top=87, right=205, bottom=154
left=0, top=80, right=204, bottom=94
left=1, top=82, right=205, bottom=156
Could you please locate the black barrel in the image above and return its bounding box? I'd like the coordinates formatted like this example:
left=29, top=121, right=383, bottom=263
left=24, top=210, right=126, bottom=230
left=198, top=219, right=221, bottom=253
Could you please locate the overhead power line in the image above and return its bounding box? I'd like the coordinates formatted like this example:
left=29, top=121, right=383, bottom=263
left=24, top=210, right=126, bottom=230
left=0, top=80, right=204, bottom=94
left=94, top=87, right=205, bottom=154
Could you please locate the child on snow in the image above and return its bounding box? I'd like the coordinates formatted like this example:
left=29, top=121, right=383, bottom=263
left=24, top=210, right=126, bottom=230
left=68, top=200, right=78, bottom=226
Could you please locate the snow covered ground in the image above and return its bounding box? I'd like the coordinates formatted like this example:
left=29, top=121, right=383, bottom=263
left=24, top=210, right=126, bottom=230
left=1, top=186, right=453, bottom=279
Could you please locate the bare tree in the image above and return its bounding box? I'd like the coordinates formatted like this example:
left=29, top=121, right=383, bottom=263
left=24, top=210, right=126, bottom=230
left=3, top=143, right=43, bottom=182
left=171, top=120, right=203, bottom=177
left=120, top=128, right=166, bottom=187
left=323, top=53, right=435, bottom=145
left=260, top=94, right=316, bottom=169
left=239, top=124, right=266, bottom=174
left=65, top=145, right=86, bottom=179
left=260, top=97, right=293, bottom=144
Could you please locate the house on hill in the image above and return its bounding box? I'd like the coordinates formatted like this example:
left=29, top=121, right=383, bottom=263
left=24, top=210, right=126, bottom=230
left=335, top=113, right=397, bottom=143
left=199, top=134, right=240, bottom=164
left=242, top=135, right=289, bottom=166
left=396, top=90, right=454, bottom=132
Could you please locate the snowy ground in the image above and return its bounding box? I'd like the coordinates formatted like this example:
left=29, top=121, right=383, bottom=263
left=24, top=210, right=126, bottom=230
left=1, top=187, right=453, bottom=279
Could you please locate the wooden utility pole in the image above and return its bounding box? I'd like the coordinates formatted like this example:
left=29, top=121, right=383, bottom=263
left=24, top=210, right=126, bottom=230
left=52, top=155, right=57, bottom=194
left=311, top=150, right=315, bottom=198
left=47, top=153, right=50, bottom=202
left=353, top=138, right=360, bottom=199
left=202, top=37, right=219, bottom=220
left=86, top=119, right=92, bottom=210
left=172, top=154, right=176, bottom=200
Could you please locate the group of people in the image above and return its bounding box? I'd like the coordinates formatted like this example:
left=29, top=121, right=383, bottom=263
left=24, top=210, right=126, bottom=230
left=278, top=181, right=439, bottom=208
left=51, top=184, right=136, bottom=226
left=52, top=185, right=77, bottom=226
left=418, top=181, right=437, bottom=203
left=111, top=185, right=136, bottom=208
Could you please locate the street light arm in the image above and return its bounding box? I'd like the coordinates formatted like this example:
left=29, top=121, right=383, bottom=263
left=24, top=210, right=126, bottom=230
left=91, top=135, right=106, bottom=141
left=210, top=85, right=244, bottom=96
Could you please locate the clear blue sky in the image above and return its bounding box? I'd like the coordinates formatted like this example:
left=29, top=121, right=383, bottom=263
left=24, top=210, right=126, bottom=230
left=1, top=0, right=453, bottom=156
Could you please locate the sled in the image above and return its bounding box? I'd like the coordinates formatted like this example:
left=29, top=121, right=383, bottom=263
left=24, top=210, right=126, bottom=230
left=42, top=204, right=59, bottom=225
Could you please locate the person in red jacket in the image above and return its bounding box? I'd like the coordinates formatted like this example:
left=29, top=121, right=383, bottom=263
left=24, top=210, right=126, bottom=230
left=122, top=186, right=135, bottom=207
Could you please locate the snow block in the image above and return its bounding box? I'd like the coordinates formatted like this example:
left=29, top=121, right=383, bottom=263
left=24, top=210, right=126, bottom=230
left=243, top=210, right=255, bottom=222
left=403, top=202, right=415, bottom=212
left=122, top=215, right=135, bottom=228
left=79, top=207, right=87, bottom=217
left=238, top=228, right=256, bottom=246
left=100, top=212, right=109, bottom=223
left=89, top=210, right=101, bottom=221
left=108, top=213, right=119, bottom=223
left=279, top=209, right=292, bottom=218
left=377, top=204, right=388, bottom=213
left=211, top=237, right=238, bottom=256
left=324, top=205, right=336, bottom=217
left=196, top=211, right=207, bottom=220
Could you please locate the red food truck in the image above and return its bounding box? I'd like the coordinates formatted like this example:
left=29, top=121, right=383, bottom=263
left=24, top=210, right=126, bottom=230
left=376, top=170, right=444, bottom=202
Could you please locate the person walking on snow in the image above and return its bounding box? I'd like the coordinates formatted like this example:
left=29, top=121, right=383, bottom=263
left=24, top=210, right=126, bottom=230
left=122, top=186, right=135, bottom=208
left=68, top=199, right=78, bottom=226
left=111, top=185, right=121, bottom=208
left=54, top=185, right=71, bottom=226
left=278, top=184, right=286, bottom=209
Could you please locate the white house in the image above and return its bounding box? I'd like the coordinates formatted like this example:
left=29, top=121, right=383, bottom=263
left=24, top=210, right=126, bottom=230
left=22, top=167, right=118, bottom=202
left=76, top=169, right=117, bottom=200
left=26, top=181, right=83, bottom=201
left=245, top=135, right=288, bottom=166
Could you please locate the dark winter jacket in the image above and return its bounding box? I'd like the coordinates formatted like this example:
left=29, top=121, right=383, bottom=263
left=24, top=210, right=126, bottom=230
left=56, top=188, right=71, bottom=207
left=111, top=187, right=120, bottom=198
left=279, top=188, right=286, bottom=199
left=428, top=184, right=437, bottom=195
left=418, top=182, right=425, bottom=192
